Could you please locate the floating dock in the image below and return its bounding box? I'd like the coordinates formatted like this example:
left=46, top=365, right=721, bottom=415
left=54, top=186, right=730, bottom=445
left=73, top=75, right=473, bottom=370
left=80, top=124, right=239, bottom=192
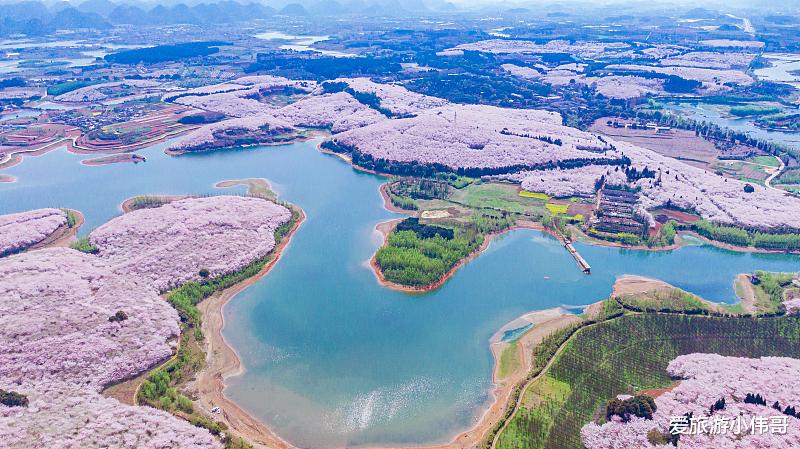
left=564, top=240, right=591, bottom=274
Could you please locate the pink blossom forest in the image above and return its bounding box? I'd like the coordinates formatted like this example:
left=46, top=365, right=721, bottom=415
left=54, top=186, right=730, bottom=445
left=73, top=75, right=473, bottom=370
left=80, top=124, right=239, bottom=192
left=0, top=196, right=291, bottom=448
left=2, top=4, right=800, bottom=449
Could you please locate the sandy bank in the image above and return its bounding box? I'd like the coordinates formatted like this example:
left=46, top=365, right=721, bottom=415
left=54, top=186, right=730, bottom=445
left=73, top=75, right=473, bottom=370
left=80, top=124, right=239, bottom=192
left=193, top=178, right=303, bottom=449
left=194, top=205, right=304, bottom=449
left=107, top=189, right=303, bottom=448
left=215, top=178, right=277, bottom=201
left=610, top=274, right=675, bottom=297
left=379, top=182, right=415, bottom=214
left=611, top=274, right=736, bottom=313
left=48, top=209, right=84, bottom=248
left=381, top=308, right=582, bottom=449
left=733, top=273, right=758, bottom=314
left=18, top=208, right=85, bottom=252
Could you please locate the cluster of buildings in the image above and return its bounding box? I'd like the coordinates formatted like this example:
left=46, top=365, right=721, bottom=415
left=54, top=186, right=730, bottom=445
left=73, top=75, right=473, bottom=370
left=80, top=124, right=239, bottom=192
left=606, top=119, right=672, bottom=133
left=48, top=103, right=162, bottom=132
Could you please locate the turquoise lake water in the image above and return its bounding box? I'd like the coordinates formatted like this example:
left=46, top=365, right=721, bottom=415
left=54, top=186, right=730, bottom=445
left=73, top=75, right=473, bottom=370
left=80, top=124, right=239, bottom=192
left=665, top=102, right=800, bottom=152
left=1, top=140, right=799, bottom=448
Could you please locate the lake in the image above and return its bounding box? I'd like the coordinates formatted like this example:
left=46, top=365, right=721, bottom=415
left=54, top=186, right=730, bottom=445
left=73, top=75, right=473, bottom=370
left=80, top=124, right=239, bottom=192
left=754, top=53, right=800, bottom=89
left=1, top=139, right=798, bottom=448
left=664, top=102, right=800, bottom=152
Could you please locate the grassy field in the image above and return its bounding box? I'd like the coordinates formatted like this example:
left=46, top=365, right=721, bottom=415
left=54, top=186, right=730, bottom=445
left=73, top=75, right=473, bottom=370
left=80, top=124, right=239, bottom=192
left=46, top=79, right=99, bottom=96
left=448, top=182, right=542, bottom=214
left=495, top=311, right=800, bottom=449
left=544, top=203, right=569, bottom=215
left=750, top=155, right=781, bottom=168
left=498, top=342, right=521, bottom=379
left=729, top=105, right=782, bottom=117
left=777, top=167, right=800, bottom=185
left=713, top=158, right=771, bottom=183
left=615, top=288, right=715, bottom=314
left=751, top=271, right=799, bottom=314
left=443, top=182, right=584, bottom=223
left=519, top=191, right=551, bottom=201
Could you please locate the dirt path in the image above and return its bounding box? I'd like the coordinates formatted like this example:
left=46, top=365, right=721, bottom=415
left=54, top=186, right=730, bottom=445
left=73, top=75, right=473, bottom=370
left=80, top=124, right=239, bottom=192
left=34, top=209, right=84, bottom=249
left=765, top=155, right=786, bottom=191
left=488, top=316, right=592, bottom=449
left=734, top=273, right=758, bottom=314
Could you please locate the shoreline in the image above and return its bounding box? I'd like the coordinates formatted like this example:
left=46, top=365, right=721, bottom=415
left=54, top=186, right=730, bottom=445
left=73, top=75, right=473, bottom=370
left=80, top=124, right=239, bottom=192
left=108, top=190, right=304, bottom=449
left=680, top=231, right=800, bottom=255
left=378, top=308, right=582, bottom=449
left=81, top=153, right=147, bottom=166
left=166, top=130, right=323, bottom=157
left=573, top=224, right=800, bottom=255
left=0, top=124, right=198, bottom=172
left=317, top=142, right=800, bottom=259
left=54, top=209, right=84, bottom=247
left=193, top=205, right=305, bottom=449
left=120, top=194, right=186, bottom=213
left=193, top=141, right=797, bottom=449
left=215, top=178, right=278, bottom=201
left=379, top=182, right=414, bottom=214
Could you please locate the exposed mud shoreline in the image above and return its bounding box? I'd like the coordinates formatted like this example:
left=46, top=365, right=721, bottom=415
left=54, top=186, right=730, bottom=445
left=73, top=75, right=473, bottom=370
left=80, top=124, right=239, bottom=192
left=193, top=205, right=305, bottom=449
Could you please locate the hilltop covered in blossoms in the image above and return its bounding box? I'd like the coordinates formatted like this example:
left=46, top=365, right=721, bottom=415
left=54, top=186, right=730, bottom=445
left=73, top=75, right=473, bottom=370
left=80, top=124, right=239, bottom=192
left=325, top=103, right=614, bottom=172
left=659, top=51, right=755, bottom=70
left=581, top=353, right=800, bottom=449
left=605, top=64, right=754, bottom=89
left=0, top=195, right=291, bottom=448
left=588, top=76, right=665, bottom=99
left=331, top=77, right=449, bottom=117
left=0, top=248, right=221, bottom=449
left=447, top=38, right=757, bottom=97
left=1, top=390, right=222, bottom=449
left=272, top=92, right=387, bottom=132
left=166, top=113, right=297, bottom=154
left=164, top=76, right=798, bottom=230
left=162, top=75, right=316, bottom=118
left=56, top=80, right=164, bottom=103
left=452, top=39, right=631, bottom=59
left=0, top=208, right=67, bottom=256
left=0, top=248, right=178, bottom=389
left=90, top=196, right=292, bottom=291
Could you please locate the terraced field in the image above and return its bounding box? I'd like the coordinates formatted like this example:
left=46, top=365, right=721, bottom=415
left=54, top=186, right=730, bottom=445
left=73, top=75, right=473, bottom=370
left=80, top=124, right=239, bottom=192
left=495, top=311, right=800, bottom=449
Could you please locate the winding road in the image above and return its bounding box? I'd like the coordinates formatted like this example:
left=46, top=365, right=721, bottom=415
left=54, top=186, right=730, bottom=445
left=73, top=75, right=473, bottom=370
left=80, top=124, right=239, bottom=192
left=765, top=155, right=786, bottom=191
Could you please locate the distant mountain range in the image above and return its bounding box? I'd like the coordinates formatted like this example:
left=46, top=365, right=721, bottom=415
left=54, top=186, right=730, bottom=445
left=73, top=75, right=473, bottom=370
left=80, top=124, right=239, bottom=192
left=0, top=0, right=795, bottom=37
left=0, top=0, right=467, bottom=35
